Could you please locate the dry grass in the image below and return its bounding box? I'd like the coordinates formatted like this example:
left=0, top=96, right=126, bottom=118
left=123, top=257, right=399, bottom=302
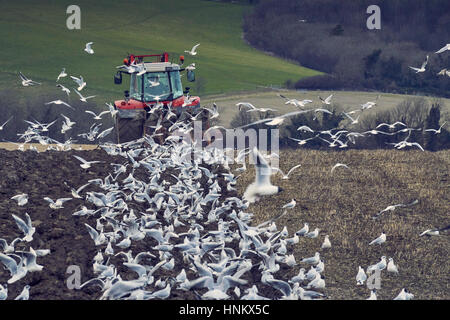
left=234, top=148, right=450, bottom=299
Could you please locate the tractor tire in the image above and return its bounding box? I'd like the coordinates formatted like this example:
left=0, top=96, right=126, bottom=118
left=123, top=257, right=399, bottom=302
left=115, top=116, right=145, bottom=144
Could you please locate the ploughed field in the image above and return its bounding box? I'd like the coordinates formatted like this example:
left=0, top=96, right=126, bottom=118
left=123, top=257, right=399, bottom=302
left=0, top=145, right=448, bottom=300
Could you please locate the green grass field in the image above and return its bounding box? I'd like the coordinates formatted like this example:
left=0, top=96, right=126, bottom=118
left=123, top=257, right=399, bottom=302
left=0, top=0, right=320, bottom=106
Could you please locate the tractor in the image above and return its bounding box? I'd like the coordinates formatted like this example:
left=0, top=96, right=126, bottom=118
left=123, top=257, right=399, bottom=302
left=113, top=52, right=209, bottom=143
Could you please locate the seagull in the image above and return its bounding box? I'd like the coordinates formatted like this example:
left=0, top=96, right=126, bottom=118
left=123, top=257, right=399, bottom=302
left=18, top=72, right=41, bottom=86
left=369, top=232, right=386, bottom=245
left=272, top=164, right=301, bottom=179
left=96, top=127, right=114, bottom=140
left=373, top=199, right=418, bottom=218
left=43, top=197, right=72, bottom=209
left=367, top=290, right=377, bottom=300
left=70, top=75, right=86, bottom=91
left=56, top=84, right=71, bottom=97
left=0, top=116, right=13, bottom=131
left=75, top=89, right=96, bottom=102
left=73, top=155, right=102, bottom=169
left=437, top=68, right=450, bottom=77
left=278, top=94, right=313, bottom=108
left=343, top=112, right=360, bottom=125
left=84, top=42, right=94, bottom=54
left=0, top=284, right=7, bottom=300
left=319, top=94, right=333, bottom=105
left=0, top=238, right=21, bottom=254
left=330, top=163, right=350, bottom=174
left=11, top=193, right=28, bottom=206
left=0, top=253, right=28, bottom=284
left=305, top=228, right=320, bottom=238
left=85, top=110, right=110, bottom=120
left=394, top=288, right=414, bottom=300
left=367, top=256, right=387, bottom=272
left=11, top=213, right=35, bottom=242
left=296, top=223, right=309, bottom=236
left=289, top=136, right=317, bottom=146
left=56, top=68, right=67, bottom=81
left=356, top=266, right=367, bottom=285
left=435, top=43, right=450, bottom=54
left=387, top=258, right=399, bottom=274
left=301, top=252, right=320, bottom=265
left=185, top=43, right=200, bottom=56
left=409, top=55, right=429, bottom=73
left=425, top=121, right=446, bottom=134
left=45, top=99, right=75, bottom=110
left=243, top=147, right=283, bottom=203
left=321, top=235, right=331, bottom=249
left=14, top=285, right=30, bottom=300
left=360, top=101, right=377, bottom=110
left=419, top=225, right=450, bottom=237
left=376, top=121, right=407, bottom=130
left=282, top=199, right=296, bottom=209
left=60, top=113, right=76, bottom=134
left=84, top=223, right=107, bottom=246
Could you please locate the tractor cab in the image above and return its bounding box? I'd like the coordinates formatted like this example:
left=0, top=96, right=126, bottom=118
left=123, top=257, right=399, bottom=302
left=113, top=52, right=207, bottom=144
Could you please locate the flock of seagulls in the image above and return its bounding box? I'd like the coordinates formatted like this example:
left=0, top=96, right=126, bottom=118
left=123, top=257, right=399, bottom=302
left=1, top=39, right=447, bottom=301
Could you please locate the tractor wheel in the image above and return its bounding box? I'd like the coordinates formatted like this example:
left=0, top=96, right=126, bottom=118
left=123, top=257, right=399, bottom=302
left=115, top=116, right=145, bottom=144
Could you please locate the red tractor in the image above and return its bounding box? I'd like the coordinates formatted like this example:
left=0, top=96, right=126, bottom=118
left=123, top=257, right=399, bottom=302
left=113, top=52, right=209, bottom=143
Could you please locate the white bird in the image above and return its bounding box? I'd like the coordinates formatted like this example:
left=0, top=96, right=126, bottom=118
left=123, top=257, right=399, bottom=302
left=0, top=238, right=21, bottom=254
left=296, top=223, right=309, bottom=236
left=74, top=89, right=96, bottom=102
left=435, top=43, right=450, bottom=54
left=11, top=213, right=35, bottom=242
left=73, top=155, right=102, bottom=169
left=367, top=290, right=377, bottom=300
left=61, top=113, right=76, bottom=134
left=243, top=147, right=283, bottom=203
left=84, top=42, right=94, bottom=54
left=409, top=55, right=429, bottom=73
left=96, top=127, right=114, bottom=140
left=56, top=84, right=71, bottom=97
left=45, top=99, right=75, bottom=110
left=185, top=43, right=200, bottom=56
left=44, top=197, right=72, bottom=209
left=367, top=256, right=387, bottom=272
left=282, top=199, right=296, bottom=209
left=343, top=112, right=360, bottom=125
left=14, top=285, right=30, bottom=300
left=425, top=121, right=446, bottom=134
left=70, top=75, right=86, bottom=91
left=301, top=252, right=320, bottom=265
left=360, top=101, right=377, bottom=110
left=437, top=68, right=450, bottom=77
left=376, top=121, right=407, bottom=130
left=331, top=163, right=350, bottom=174
left=19, top=72, right=41, bottom=86
left=84, top=223, right=107, bottom=246
left=419, top=225, right=449, bottom=237
left=273, top=164, right=301, bottom=179
left=394, top=288, right=414, bottom=300
left=56, top=68, right=67, bottom=81
left=85, top=110, right=110, bottom=120
left=289, top=136, right=317, bottom=146
left=319, top=94, right=333, bottom=105
left=356, top=266, right=367, bottom=285
left=0, top=116, right=13, bottom=131
left=387, top=257, right=399, bottom=274
left=11, top=193, right=28, bottom=206
left=369, top=232, right=386, bottom=245
left=321, top=235, right=331, bottom=249
left=305, top=228, right=320, bottom=238
left=0, top=253, right=28, bottom=284
left=0, top=284, right=7, bottom=300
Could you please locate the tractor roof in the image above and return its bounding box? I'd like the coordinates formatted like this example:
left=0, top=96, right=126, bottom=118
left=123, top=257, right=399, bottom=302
left=142, top=62, right=180, bottom=72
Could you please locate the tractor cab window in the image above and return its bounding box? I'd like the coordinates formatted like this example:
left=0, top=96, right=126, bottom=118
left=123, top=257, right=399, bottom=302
left=129, top=71, right=183, bottom=102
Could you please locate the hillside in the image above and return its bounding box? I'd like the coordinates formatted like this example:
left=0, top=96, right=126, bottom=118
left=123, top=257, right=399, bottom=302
left=0, top=0, right=319, bottom=102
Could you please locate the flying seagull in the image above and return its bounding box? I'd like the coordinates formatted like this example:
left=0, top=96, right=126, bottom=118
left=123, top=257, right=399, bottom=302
left=74, top=89, right=96, bottom=102
left=11, top=193, right=28, bottom=206
left=56, top=68, right=67, bottom=81
left=331, top=163, right=350, bottom=174
left=435, top=44, right=450, bottom=54
left=70, top=75, right=86, bottom=91
left=19, top=72, right=41, bottom=86
left=272, top=164, right=301, bottom=179
left=0, top=116, right=13, bottom=131
left=425, top=121, right=447, bottom=134
left=319, top=94, right=333, bottom=105
left=185, top=43, right=200, bottom=56
left=45, top=100, right=75, bottom=110
left=56, top=84, right=71, bottom=97
left=243, top=147, right=283, bottom=203
left=409, top=55, right=429, bottom=73
left=84, top=42, right=94, bottom=54
left=73, top=155, right=102, bottom=169
left=419, top=225, right=450, bottom=237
